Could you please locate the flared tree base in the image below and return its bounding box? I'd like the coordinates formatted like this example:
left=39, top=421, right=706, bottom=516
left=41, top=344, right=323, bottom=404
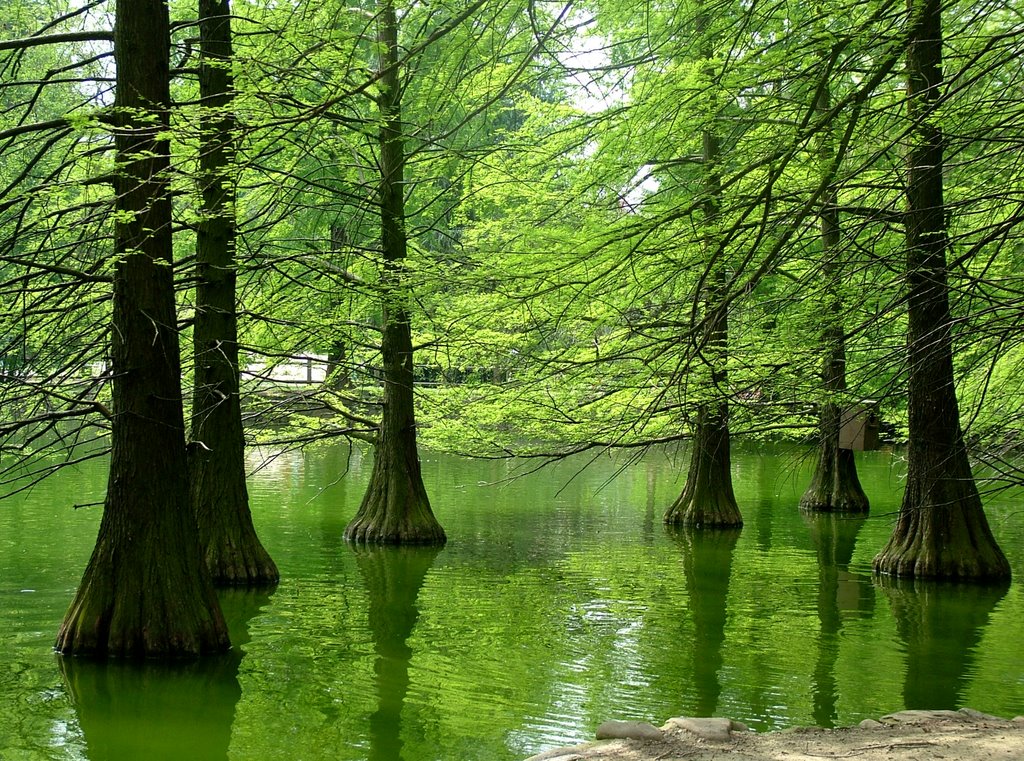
left=56, top=535, right=231, bottom=658
left=664, top=417, right=742, bottom=529
left=344, top=451, right=446, bottom=545
left=204, top=539, right=279, bottom=587
left=800, top=447, right=869, bottom=513
left=664, top=488, right=743, bottom=528
left=191, top=450, right=279, bottom=587
left=873, top=479, right=1010, bottom=581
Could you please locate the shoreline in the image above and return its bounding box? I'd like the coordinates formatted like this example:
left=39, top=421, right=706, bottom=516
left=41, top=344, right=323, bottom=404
left=524, top=709, right=1024, bottom=761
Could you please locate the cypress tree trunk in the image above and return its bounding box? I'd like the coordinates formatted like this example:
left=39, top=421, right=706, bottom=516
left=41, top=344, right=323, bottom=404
left=801, top=82, right=868, bottom=513
left=189, top=0, right=278, bottom=585
left=344, top=0, right=445, bottom=545
left=664, top=24, right=741, bottom=528
left=665, top=396, right=741, bottom=527
left=324, top=224, right=353, bottom=391
left=56, top=0, right=230, bottom=657
left=873, top=0, right=1009, bottom=580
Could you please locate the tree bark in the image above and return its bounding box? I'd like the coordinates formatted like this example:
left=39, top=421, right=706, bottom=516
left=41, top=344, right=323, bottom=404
left=324, top=224, right=353, bottom=390
left=873, top=0, right=1009, bottom=580
left=189, top=0, right=278, bottom=586
left=344, top=0, right=445, bottom=545
left=664, top=19, right=741, bottom=528
left=801, top=81, right=869, bottom=513
left=56, top=0, right=230, bottom=657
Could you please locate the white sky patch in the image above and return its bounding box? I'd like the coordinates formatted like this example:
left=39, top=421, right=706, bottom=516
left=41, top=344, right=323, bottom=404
left=621, top=164, right=659, bottom=212
left=557, top=12, right=625, bottom=114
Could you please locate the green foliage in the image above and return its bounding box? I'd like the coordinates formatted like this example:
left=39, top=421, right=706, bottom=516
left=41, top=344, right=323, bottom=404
left=2, top=0, right=1024, bottom=482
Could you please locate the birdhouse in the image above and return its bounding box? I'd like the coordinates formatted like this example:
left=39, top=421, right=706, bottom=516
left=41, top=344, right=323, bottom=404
left=839, top=403, right=880, bottom=451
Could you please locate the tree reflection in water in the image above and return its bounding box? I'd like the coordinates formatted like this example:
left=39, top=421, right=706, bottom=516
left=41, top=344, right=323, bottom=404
left=59, top=588, right=272, bottom=761
left=803, top=512, right=873, bottom=727
left=669, top=525, right=741, bottom=717
left=353, top=544, right=441, bottom=761
left=879, top=577, right=1007, bottom=710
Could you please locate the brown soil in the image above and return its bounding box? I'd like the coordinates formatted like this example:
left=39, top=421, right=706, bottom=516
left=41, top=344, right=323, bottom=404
left=525, top=709, right=1024, bottom=761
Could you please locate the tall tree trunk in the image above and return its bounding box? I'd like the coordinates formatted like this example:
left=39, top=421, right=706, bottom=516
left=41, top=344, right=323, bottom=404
left=189, top=0, right=278, bottom=585
left=801, top=82, right=869, bottom=513
left=325, top=224, right=352, bottom=390
left=344, top=0, right=445, bottom=544
left=873, top=0, right=1009, bottom=580
left=56, top=0, right=230, bottom=657
left=664, top=13, right=741, bottom=528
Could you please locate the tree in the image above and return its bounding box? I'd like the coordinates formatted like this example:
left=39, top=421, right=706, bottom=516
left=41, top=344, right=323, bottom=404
left=800, top=55, right=869, bottom=514
left=872, top=0, right=1011, bottom=581
left=188, top=0, right=279, bottom=585
left=663, top=1, right=741, bottom=528
left=343, top=0, right=446, bottom=544
left=55, top=0, right=230, bottom=656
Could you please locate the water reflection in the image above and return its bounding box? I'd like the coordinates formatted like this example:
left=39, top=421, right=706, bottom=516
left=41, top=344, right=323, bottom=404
left=878, top=578, right=1008, bottom=710
left=803, top=513, right=872, bottom=727
left=352, top=545, right=441, bottom=761
left=58, top=588, right=271, bottom=761
left=669, top=525, right=740, bottom=716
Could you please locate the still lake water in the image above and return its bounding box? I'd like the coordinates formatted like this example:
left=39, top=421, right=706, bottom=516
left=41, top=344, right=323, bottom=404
left=1, top=445, right=1022, bottom=760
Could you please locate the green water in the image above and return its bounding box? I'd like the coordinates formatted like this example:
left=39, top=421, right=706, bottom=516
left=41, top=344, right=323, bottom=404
left=1, top=446, right=1022, bottom=760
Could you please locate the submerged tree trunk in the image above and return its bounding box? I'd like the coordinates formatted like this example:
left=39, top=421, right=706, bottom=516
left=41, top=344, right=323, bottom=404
left=873, top=0, right=1009, bottom=580
left=189, top=0, right=278, bottom=585
left=664, top=16, right=741, bottom=528
left=56, top=0, right=230, bottom=657
left=344, top=0, right=445, bottom=545
left=801, top=81, right=868, bottom=513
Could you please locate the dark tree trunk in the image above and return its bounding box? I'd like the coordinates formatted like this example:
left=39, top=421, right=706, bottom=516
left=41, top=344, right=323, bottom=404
left=59, top=590, right=270, bottom=758
left=325, top=224, right=353, bottom=390
left=665, top=399, right=741, bottom=527
left=325, top=340, right=351, bottom=389
left=801, top=83, right=868, bottom=513
left=56, top=0, right=230, bottom=657
left=344, top=0, right=445, bottom=545
left=664, top=45, right=741, bottom=528
left=189, top=0, right=278, bottom=586
left=873, top=0, right=1009, bottom=580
